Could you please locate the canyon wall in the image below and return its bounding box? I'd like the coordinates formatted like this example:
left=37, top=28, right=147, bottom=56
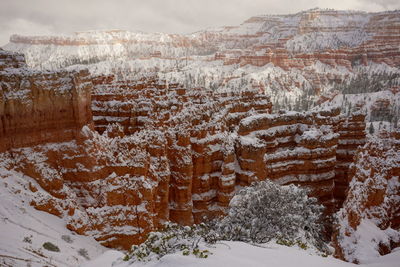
left=235, top=109, right=366, bottom=215
left=0, top=50, right=368, bottom=250
left=90, top=74, right=273, bottom=225
left=0, top=48, right=93, bottom=151
left=6, top=9, right=400, bottom=70
left=236, top=110, right=340, bottom=214
left=4, top=9, right=400, bottom=105
left=333, top=130, right=400, bottom=263
left=334, top=112, right=368, bottom=208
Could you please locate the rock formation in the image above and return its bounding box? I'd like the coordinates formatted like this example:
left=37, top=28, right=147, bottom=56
left=0, top=48, right=369, bottom=251
left=236, top=110, right=340, bottom=214
left=3, top=9, right=400, bottom=111
left=334, top=111, right=367, bottom=208
left=6, top=9, right=400, bottom=70
left=333, top=130, right=400, bottom=263
left=0, top=48, right=93, bottom=152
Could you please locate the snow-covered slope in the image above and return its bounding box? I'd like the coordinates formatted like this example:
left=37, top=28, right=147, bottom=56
left=3, top=8, right=400, bottom=114
left=82, top=241, right=400, bottom=267
left=3, top=9, right=391, bottom=69
left=315, top=88, right=400, bottom=130
left=0, top=168, right=106, bottom=267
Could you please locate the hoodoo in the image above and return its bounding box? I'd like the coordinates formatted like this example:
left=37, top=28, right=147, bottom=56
left=0, top=6, right=399, bottom=266
left=0, top=49, right=369, bottom=249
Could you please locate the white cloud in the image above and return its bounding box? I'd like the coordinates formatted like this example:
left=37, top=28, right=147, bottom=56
left=1, top=0, right=399, bottom=46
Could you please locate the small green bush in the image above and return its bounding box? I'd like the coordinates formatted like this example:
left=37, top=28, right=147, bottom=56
left=43, top=242, right=60, bottom=252
left=296, top=240, right=308, bottom=250
left=125, top=223, right=214, bottom=262
left=276, top=238, right=294, bottom=247
left=123, top=255, right=130, bottom=261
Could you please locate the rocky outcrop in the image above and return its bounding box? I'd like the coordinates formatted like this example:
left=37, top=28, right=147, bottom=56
left=4, top=9, right=400, bottom=102
left=0, top=53, right=275, bottom=249
left=86, top=74, right=368, bottom=240
left=0, top=49, right=93, bottom=151
left=370, top=97, right=393, bottom=122
left=0, top=50, right=369, bottom=250
left=91, top=75, right=273, bottom=225
left=236, top=109, right=340, bottom=214
left=235, top=109, right=367, bottom=216
left=333, top=130, right=400, bottom=263
left=334, top=112, right=367, bottom=208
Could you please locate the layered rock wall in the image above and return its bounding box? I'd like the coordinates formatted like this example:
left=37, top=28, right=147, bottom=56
left=91, top=75, right=273, bottom=224
left=0, top=49, right=93, bottom=151
left=236, top=109, right=340, bottom=213
left=333, top=130, right=400, bottom=263
left=0, top=50, right=368, bottom=250
left=334, top=112, right=367, bottom=208
left=4, top=9, right=400, bottom=98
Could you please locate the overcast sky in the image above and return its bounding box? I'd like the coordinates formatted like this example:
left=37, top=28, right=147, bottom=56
left=1, top=0, right=399, bottom=46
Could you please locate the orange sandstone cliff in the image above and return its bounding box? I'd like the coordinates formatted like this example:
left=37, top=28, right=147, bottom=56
left=0, top=49, right=93, bottom=151
left=0, top=49, right=369, bottom=250
left=333, top=130, right=400, bottom=263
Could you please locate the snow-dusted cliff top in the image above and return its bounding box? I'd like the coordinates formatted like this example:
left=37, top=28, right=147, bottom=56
left=3, top=8, right=400, bottom=70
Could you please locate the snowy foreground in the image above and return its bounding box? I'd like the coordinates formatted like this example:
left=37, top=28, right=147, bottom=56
left=84, top=242, right=400, bottom=267
left=0, top=169, right=106, bottom=266
left=1, top=169, right=399, bottom=267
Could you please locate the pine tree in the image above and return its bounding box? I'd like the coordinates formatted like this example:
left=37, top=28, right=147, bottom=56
left=369, top=123, right=375, bottom=135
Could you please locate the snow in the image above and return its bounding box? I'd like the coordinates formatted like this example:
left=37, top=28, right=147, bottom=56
left=81, top=250, right=125, bottom=267
left=316, top=89, right=400, bottom=123
left=335, top=134, right=400, bottom=263
left=365, top=248, right=400, bottom=267
left=83, top=240, right=400, bottom=267
left=352, top=220, right=399, bottom=263
left=4, top=9, right=399, bottom=112
left=301, top=128, right=322, bottom=140
left=0, top=168, right=106, bottom=267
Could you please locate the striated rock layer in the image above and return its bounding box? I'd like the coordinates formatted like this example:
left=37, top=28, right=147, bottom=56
left=5, top=9, right=400, bottom=70
left=3, top=9, right=400, bottom=105
left=0, top=48, right=93, bottom=151
left=334, top=112, right=367, bottom=209
left=0, top=50, right=368, bottom=250
left=333, top=130, right=400, bottom=263
left=236, top=110, right=340, bottom=214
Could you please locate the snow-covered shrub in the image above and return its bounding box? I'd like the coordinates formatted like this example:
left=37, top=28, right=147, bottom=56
left=61, top=235, right=73, bottom=244
left=123, top=181, right=327, bottom=263
left=124, top=222, right=217, bottom=262
left=218, top=180, right=326, bottom=250
left=78, top=248, right=90, bottom=260
left=42, top=242, right=60, bottom=252
left=23, top=236, right=32, bottom=244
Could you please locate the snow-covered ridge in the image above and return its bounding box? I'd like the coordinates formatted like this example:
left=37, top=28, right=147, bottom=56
left=3, top=8, right=399, bottom=118
left=9, top=30, right=184, bottom=45
left=3, top=8, right=400, bottom=70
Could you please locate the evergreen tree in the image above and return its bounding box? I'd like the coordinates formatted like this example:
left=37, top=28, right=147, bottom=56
left=218, top=180, right=325, bottom=249
left=369, top=123, right=375, bottom=135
